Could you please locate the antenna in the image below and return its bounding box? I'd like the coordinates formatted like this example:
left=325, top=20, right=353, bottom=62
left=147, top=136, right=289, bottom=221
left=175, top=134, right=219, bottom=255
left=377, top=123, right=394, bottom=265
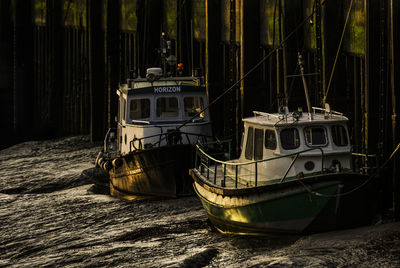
left=298, top=53, right=313, bottom=120
left=191, top=19, right=194, bottom=77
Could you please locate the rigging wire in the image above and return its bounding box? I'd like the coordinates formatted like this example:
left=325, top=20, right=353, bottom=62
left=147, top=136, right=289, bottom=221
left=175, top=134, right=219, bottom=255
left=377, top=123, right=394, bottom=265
left=323, top=0, right=354, bottom=105
left=175, top=0, right=327, bottom=132
left=151, top=0, right=326, bottom=148
left=299, top=141, right=400, bottom=198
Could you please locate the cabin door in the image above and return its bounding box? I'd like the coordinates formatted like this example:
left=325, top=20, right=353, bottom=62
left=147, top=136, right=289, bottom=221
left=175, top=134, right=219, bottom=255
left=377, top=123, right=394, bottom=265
left=118, top=96, right=127, bottom=151
left=245, top=127, right=264, bottom=161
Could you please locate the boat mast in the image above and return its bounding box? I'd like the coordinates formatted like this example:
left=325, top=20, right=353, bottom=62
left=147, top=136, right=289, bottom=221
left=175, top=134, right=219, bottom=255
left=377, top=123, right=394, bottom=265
left=298, top=53, right=313, bottom=120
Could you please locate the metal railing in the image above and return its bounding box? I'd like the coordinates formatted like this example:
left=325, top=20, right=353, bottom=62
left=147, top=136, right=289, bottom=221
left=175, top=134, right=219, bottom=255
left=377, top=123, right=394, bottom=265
left=350, top=145, right=379, bottom=174
left=129, top=131, right=212, bottom=152
left=194, top=144, right=325, bottom=188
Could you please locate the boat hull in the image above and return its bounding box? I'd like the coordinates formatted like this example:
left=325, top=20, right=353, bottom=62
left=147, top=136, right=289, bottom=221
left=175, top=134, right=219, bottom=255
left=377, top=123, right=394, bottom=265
left=190, top=169, right=378, bottom=234
left=110, top=144, right=194, bottom=200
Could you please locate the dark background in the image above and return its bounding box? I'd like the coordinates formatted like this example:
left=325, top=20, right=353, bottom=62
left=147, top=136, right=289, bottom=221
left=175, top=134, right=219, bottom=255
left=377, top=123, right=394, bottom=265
left=1, top=0, right=399, bottom=218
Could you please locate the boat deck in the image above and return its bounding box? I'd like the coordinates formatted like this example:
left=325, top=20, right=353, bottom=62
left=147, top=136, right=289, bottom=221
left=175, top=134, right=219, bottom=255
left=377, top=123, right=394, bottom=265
left=197, top=164, right=255, bottom=189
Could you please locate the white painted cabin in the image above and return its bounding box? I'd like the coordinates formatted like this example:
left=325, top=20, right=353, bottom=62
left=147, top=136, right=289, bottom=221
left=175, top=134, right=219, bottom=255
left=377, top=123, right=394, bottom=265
left=231, top=107, right=351, bottom=185
left=116, top=72, right=212, bottom=155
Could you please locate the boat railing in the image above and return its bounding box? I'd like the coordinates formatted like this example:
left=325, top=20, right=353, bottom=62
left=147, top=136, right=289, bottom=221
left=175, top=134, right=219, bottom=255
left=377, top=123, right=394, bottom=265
left=253, top=111, right=283, bottom=120
left=351, top=145, right=379, bottom=174
left=311, top=106, right=344, bottom=116
left=194, top=145, right=325, bottom=188
left=129, top=131, right=212, bottom=152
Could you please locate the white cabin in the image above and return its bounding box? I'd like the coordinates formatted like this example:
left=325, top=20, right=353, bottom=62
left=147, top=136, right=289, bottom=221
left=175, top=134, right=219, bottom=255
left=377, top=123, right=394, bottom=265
left=117, top=75, right=212, bottom=155
left=234, top=107, right=351, bottom=184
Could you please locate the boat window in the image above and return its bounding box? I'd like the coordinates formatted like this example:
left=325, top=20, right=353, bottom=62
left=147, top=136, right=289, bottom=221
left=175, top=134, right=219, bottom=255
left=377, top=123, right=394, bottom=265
left=331, top=125, right=348, bottom=146
left=156, top=97, right=179, bottom=118
left=265, top=129, right=277, bottom=150
left=129, top=99, right=150, bottom=120
left=122, top=98, right=126, bottom=121
left=254, top=128, right=264, bottom=160
left=245, top=127, right=254, bottom=160
left=280, top=128, right=300, bottom=150
left=184, top=96, right=204, bottom=118
left=304, top=127, right=327, bottom=146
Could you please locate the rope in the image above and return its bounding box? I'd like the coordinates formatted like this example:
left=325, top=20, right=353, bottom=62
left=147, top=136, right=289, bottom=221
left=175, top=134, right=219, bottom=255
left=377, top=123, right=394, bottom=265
left=176, top=0, right=326, bottom=132
left=301, top=141, right=400, bottom=198
left=323, top=0, right=354, bottom=105
left=150, top=0, right=326, bottom=148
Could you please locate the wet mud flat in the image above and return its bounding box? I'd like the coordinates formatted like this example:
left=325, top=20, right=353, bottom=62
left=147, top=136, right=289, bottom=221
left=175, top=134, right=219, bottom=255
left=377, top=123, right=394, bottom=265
left=1, top=136, right=400, bottom=267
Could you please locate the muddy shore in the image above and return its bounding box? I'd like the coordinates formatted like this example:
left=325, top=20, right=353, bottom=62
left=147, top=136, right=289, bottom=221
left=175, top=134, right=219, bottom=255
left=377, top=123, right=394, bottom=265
left=1, top=136, right=399, bottom=267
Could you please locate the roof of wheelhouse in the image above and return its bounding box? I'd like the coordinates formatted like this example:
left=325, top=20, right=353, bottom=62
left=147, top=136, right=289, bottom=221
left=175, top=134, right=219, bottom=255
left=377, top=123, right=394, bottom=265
left=118, top=77, right=205, bottom=96
left=243, top=109, right=349, bottom=128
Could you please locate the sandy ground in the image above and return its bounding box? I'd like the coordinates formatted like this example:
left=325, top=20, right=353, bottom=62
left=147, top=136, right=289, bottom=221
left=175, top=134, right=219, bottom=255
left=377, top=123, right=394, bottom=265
left=0, top=136, right=399, bottom=267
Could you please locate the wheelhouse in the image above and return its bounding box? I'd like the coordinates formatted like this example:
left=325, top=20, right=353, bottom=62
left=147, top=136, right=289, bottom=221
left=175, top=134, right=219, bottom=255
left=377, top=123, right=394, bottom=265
left=116, top=76, right=212, bottom=155
left=236, top=108, right=351, bottom=183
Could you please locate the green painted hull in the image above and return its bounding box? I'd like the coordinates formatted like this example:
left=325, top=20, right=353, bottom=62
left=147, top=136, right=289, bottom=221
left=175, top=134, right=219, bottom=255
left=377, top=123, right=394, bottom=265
left=191, top=170, right=377, bottom=234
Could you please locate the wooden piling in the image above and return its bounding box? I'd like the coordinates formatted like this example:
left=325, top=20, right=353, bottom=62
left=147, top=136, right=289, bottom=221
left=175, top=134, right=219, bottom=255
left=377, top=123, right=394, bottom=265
left=88, top=0, right=106, bottom=142
left=390, top=0, right=400, bottom=220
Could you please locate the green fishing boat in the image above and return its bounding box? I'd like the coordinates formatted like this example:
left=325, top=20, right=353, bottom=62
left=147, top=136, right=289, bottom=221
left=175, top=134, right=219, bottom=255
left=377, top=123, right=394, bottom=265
left=190, top=54, right=378, bottom=234
left=190, top=106, right=378, bottom=234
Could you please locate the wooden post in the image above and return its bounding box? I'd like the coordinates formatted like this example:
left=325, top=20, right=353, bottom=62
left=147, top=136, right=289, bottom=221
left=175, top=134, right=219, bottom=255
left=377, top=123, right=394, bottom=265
left=46, top=0, right=64, bottom=136
left=315, top=0, right=323, bottom=105
left=13, top=0, right=34, bottom=139
left=88, top=0, right=106, bottom=142
left=137, top=0, right=162, bottom=73
left=225, top=0, right=236, bottom=153
left=240, top=0, right=260, bottom=126
left=205, top=0, right=223, bottom=138
left=107, top=0, right=121, bottom=129
left=0, top=0, right=15, bottom=148
left=390, top=0, right=400, bottom=220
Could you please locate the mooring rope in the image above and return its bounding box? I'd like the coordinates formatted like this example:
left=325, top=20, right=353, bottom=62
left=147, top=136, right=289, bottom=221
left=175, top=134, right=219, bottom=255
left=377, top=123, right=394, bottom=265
left=150, top=0, right=327, bottom=148
left=177, top=0, right=327, bottom=132
left=299, top=141, right=400, bottom=198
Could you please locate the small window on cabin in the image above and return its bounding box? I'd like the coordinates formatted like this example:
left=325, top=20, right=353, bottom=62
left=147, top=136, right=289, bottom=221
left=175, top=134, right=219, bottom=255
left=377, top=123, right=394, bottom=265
left=184, top=96, right=204, bottom=118
left=245, top=127, right=254, bottom=160
left=129, top=99, right=150, bottom=120
left=156, top=97, right=179, bottom=118
left=280, top=128, right=300, bottom=150
left=304, top=127, right=327, bottom=146
left=254, top=128, right=264, bottom=160
left=265, top=129, right=277, bottom=150
left=331, top=125, right=348, bottom=146
left=122, top=98, right=127, bottom=121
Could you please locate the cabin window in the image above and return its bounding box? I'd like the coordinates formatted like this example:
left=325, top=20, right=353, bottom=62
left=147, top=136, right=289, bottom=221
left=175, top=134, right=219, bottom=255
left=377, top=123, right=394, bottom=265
left=280, top=128, right=300, bottom=150
left=304, top=127, right=327, bottom=146
left=122, top=98, right=127, bottom=121
left=254, top=128, right=264, bottom=160
left=331, top=125, right=348, bottom=146
left=245, top=127, right=254, bottom=160
left=129, top=99, right=150, bottom=120
left=156, top=97, right=179, bottom=118
left=184, top=96, right=204, bottom=118
left=265, top=129, right=277, bottom=150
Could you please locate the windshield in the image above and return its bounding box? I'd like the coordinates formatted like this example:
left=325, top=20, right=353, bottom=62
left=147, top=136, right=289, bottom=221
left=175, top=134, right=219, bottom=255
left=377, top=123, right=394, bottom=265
left=129, top=99, right=150, bottom=120
left=184, top=96, right=204, bottom=118
left=280, top=128, right=300, bottom=150
left=304, top=127, right=327, bottom=146
left=156, top=97, right=179, bottom=118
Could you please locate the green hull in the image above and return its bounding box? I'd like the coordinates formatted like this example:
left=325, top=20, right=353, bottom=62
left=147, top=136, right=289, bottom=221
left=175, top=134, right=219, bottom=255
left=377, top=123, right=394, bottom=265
left=191, top=170, right=377, bottom=234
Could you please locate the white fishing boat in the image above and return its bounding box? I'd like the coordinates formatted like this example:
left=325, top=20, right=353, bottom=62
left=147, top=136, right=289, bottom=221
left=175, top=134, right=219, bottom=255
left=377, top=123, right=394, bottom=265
left=97, top=34, right=212, bottom=200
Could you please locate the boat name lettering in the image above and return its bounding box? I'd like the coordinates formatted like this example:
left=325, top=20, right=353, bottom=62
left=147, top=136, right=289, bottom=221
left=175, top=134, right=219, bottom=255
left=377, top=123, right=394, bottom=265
left=153, top=86, right=181, bottom=93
